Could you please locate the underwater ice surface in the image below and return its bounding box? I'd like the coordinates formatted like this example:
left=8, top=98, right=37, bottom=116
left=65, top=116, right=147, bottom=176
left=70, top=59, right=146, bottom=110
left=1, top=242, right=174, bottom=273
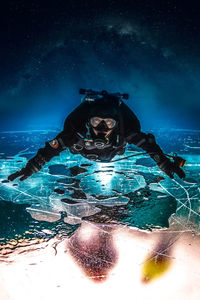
left=0, top=129, right=200, bottom=245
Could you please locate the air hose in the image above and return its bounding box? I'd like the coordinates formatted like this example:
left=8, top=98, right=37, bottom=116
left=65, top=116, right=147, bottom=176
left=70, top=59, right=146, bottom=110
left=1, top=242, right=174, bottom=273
left=111, top=151, right=186, bottom=167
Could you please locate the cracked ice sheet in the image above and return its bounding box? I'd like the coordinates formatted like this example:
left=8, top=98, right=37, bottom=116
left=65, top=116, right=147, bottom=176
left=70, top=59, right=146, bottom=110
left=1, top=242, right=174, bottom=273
left=0, top=130, right=200, bottom=231
left=0, top=130, right=200, bottom=298
left=1, top=150, right=175, bottom=228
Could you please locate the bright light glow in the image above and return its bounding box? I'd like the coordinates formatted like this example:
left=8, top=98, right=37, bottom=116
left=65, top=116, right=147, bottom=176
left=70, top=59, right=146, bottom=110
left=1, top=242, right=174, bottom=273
left=1, top=228, right=200, bottom=300
left=97, top=163, right=114, bottom=185
left=78, top=223, right=97, bottom=241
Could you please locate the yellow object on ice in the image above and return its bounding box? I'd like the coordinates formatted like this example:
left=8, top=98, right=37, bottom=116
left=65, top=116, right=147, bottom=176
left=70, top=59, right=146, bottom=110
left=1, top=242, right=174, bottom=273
left=142, top=254, right=172, bottom=283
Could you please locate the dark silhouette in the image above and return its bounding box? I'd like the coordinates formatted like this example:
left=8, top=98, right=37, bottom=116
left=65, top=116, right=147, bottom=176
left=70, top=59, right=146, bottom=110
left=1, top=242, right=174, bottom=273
left=8, top=89, right=185, bottom=182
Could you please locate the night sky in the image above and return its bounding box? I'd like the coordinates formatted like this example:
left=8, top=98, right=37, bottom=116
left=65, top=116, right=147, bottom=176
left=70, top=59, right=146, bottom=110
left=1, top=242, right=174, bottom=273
left=1, top=0, right=200, bottom=131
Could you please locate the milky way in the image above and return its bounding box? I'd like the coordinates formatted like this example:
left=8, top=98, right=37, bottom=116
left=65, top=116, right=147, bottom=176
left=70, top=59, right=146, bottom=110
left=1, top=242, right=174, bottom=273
left=1, top=1, right=200, bottom=131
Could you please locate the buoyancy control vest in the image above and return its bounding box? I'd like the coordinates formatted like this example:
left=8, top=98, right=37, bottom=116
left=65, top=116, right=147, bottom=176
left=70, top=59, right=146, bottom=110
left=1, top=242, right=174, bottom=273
left=68, top=123, right=127, bottom=162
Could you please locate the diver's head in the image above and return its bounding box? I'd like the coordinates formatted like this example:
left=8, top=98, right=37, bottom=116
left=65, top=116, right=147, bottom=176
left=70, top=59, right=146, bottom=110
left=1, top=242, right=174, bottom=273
left=88, top=95, right=120, bottom=138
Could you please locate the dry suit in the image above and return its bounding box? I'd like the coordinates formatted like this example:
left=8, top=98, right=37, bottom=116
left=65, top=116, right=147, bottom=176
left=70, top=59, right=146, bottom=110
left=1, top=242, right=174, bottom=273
left=8, top=95, right=185, bottom=181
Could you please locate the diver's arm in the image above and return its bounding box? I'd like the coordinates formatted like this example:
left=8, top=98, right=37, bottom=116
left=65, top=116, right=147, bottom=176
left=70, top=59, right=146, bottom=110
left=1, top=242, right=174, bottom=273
left=7, top=103, right=87, bottom=181
left=8, top=131, right=72, bottom=181
left=126, top=132, right=185, bottom=179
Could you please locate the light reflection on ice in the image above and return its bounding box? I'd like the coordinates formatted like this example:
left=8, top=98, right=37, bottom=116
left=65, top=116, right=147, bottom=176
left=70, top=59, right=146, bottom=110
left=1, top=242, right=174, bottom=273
left=96, top=162, right=114, bottom=186
left=0, top=130, right=200, bottom=234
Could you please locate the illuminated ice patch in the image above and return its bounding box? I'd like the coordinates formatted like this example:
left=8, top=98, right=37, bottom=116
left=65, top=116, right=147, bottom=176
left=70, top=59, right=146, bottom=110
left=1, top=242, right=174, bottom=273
left=97, top=163, right=114, bottom=185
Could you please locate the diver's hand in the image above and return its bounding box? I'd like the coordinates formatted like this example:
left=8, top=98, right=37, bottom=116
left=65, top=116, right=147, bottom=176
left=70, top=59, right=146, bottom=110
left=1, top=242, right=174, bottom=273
left=8, top=163, right=37, bottom=181
left=158, top=159, right=185, bottom=179
left=8, top=154, right=46, bottom=182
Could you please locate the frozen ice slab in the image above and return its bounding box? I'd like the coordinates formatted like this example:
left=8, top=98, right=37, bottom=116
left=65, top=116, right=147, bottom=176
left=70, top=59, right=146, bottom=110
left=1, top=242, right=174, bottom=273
left=0, top=130, right=199, bottom=243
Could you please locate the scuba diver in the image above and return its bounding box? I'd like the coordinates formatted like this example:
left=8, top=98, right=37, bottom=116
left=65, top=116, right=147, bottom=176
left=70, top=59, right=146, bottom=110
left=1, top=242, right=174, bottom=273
left=8, top=89, right=186, bottom=182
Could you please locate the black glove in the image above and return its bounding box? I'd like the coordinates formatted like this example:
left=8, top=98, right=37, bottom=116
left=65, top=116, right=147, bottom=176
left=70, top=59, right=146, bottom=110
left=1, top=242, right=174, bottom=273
left=8, top=154, right=46, bottom=181
left=8, top=163, right=37, bottom=181
left=158, top=159, right=185, bottom=179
